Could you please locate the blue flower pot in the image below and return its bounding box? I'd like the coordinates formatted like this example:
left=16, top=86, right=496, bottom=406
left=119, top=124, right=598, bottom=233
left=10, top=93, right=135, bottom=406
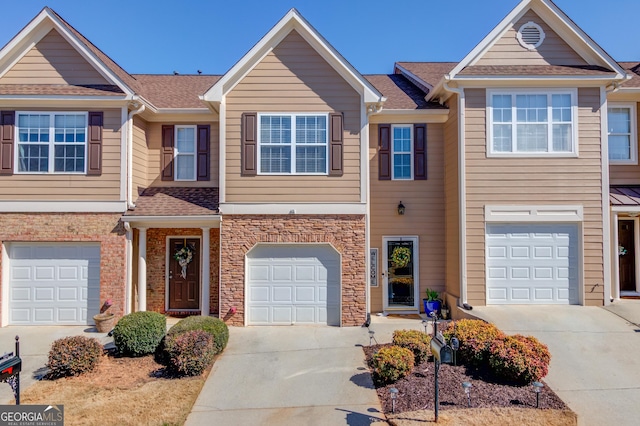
left=423, top=299, right=441, bottom=318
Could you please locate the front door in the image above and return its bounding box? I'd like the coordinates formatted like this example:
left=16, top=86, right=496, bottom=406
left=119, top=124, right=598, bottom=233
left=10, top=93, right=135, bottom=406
left=619, top=220, right=636, bottom=292
left=168, top=238, right=200, bottom=310
left=383, top=237, right=419, bottom=311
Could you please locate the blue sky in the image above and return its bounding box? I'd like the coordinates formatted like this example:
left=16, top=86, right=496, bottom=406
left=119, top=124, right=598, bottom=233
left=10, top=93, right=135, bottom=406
left=1, top=0, right=638, bottom=75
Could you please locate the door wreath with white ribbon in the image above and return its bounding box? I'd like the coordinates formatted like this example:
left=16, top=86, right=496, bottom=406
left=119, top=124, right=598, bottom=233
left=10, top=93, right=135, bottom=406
left=174, top=245, right=195, bottom=279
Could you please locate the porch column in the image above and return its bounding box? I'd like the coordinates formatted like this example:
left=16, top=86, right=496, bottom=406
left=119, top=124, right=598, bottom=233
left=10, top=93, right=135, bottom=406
left=138, top=227, right=147, bottom=311
left=612, top=213, right=620, bottom=301
left=201, top=227, right=210, bottom=316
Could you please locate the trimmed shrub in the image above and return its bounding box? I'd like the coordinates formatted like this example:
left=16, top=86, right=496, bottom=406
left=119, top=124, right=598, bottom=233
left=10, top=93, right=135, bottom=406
left=488, top=334, right=551, bottom=384
left=113, top=311, right=166, bottom=357
left=47, top=336, right=103, bottom=378
left=165, top=330, right=216, bottom=376
left=167, top=316, right=229, bottom=354
left=392, top=329, right=431, bottom=364
left=370, top=345, right=414, bottom=385
left=443, top=319, right=505, bottom=367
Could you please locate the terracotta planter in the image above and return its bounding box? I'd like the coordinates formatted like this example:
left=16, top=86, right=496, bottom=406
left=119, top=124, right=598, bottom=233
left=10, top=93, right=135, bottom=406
left=93, top=313, right=116, bottom=333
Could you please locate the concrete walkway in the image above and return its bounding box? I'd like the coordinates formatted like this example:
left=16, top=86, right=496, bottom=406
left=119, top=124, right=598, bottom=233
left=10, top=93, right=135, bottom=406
left=186, top=316, right=426, bottom=426
left=472, top=305, right=640, bottom=426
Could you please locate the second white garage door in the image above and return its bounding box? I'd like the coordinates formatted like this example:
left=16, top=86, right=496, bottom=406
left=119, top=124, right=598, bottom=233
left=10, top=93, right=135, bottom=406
left=247, top=245, right=340, bottom=326
left=486, top=224, right=579, bottom=304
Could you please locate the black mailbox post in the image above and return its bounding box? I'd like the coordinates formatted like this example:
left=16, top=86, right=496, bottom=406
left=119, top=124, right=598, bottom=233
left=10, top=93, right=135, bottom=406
left=0, top=336, right=21, bottom=405
left=429, top=314, right=454, bottom=423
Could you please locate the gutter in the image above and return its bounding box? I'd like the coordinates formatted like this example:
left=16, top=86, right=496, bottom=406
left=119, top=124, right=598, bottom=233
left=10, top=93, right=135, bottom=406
left=127, top=101, right=146, bottom=209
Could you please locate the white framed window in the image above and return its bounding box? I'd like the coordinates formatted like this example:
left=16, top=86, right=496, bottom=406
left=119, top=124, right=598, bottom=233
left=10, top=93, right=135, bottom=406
left=258, top=113, right=328, bottom=175
left=608, top=103, right=637, bottom=164
left=174, top=125, right=196, bottom=181
left=15, top=112, right=87, bottom=173
left=392, top=125, right=412, bottom=180
left=487, top=89, right=578, bottom=157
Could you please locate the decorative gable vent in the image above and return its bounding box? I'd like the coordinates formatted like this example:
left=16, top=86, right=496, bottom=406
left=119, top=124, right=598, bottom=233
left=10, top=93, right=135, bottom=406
left=516, top=21, right=545, bottom=50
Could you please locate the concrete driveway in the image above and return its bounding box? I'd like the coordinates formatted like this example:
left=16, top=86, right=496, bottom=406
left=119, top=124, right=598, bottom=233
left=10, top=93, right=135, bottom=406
left=186, top=317, right=425, bottom=426
left=473, top=304, right=640, bottom=426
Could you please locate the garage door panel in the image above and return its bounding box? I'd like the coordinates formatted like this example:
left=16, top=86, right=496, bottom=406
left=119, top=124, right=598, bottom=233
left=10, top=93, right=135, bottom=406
left=488, top=288, right=508, bottom=301
left=36, top=287, right=55, bottom=301
left=294, top=306, right=315, bottom=323
left=58, top=287, right=78, bottom=301
left=295, top=265, right=315, bottom=281
left=273, top=286, right=294, bottom=302
left=35, top=266, right=55, bottom=280
left=294, top=286, right=314, bottom=303
left=34, top=308, right=54, bottom=323
left=250, top=265, right=270, bottom=281
left=273, top=265, right=293, bottom=281
left=250, top=286, right=270, bottom=302
left=249, top=307, right=270, bottom=324
left=273, top=307, right=293, bottom=323
left=58, top=266, right=78, bottom=280
left=11, top=288, right=30, bottom=301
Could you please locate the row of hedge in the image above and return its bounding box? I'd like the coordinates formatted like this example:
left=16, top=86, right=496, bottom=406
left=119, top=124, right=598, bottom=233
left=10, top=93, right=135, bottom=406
left=47, top=313, right=229, bottom=379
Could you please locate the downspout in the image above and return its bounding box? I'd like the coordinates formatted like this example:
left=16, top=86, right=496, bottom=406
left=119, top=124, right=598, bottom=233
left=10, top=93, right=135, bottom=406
left=442, top=80, right=470, bottom=309
left=127, top=102, right=146, bottom=209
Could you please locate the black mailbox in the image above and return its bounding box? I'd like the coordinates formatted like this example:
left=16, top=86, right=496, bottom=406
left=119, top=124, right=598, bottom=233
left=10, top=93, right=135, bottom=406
left=430, top=336, right=453, bottom=364
left=0, top=355, right=21, bottom=381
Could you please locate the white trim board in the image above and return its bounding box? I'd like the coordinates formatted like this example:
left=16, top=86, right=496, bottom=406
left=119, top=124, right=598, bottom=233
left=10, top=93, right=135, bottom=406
left=484, top=205, right=584, bottom=222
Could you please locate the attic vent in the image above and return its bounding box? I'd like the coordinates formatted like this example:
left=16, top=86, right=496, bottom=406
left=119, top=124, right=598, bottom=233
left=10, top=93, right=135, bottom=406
left=516, top=21, right=545, bottom=50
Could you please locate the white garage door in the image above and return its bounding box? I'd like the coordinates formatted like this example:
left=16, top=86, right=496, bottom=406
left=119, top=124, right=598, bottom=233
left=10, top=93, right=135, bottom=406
left=247, top=245, right=340, bottom=326
left=486, top=224, right=579, bottom=304
left=9, top=244, right=101, bottom=325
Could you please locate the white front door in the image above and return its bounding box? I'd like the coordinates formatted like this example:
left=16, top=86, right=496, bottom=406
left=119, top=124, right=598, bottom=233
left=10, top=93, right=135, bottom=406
left=383, top=237, right=419, bottom=311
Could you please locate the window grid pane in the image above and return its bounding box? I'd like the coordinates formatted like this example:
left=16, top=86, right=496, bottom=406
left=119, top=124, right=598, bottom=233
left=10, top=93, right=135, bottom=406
left=18, top=144, right=48, bottom=172
left=296, top=146, right=326, bottom=173
left=176, top=154, right=195, bottom=180
left=261, top=146, right=291, bottom=173
left=608, top=107, right=632, bottom=160
left=392, top=126, right=412, bottom=179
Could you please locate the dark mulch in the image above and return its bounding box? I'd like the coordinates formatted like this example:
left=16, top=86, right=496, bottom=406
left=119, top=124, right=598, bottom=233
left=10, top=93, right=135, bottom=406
left=363, top=344, right=567, bottom=415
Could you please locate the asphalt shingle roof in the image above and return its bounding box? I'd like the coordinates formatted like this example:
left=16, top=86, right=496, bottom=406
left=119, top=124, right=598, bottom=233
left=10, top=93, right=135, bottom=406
left=126, top=187, right=220, bottom=216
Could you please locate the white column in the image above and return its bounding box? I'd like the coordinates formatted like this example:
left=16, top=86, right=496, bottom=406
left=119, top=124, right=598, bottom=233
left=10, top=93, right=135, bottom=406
left=124, top=223, right=133, bottom=315
left=138, top=228, right=147, bottom=312
left=201, top=228, right=210, bottom=316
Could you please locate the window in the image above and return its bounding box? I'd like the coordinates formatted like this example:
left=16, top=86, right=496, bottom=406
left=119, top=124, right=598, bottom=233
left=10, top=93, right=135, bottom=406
left=258, top=114, right=328, bottom=174
left=392, top=125, right=412, bottom=179
left=608, top=104, right=637, bottom=164
left=488, top=90, right=577, bottom=156
left=175, top=126, right=196, bottom=181
left=16, top=112, right=87, bottom=173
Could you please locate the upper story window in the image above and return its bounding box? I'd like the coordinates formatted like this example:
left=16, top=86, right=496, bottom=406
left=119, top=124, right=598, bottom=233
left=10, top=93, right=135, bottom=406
left=392, top=125, right=412, bottom=180
left=258, top=114, right=328, bottom=175
left=160, top=124, right=210, bottom=182
left=608, top=103, right=637, bottom=164
left=487, top=90, right=577, bottom=156
left=16, top=112, right=87, bottom=173
left=175, top=126, right=196, bottom=181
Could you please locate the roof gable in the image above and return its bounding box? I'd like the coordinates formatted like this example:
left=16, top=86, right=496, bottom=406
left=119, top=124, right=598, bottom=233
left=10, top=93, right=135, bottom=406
left=202, top=8, right=383, bottom=105
left=0, top=8, right=134, bottom=96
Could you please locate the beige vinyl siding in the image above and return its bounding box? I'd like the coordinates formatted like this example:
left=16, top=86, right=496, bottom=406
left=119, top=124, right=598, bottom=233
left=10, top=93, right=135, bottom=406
left=369, top=124, right=445, bottom=312
left=465, top=88, right=604, bottom=306
left=225, top=30, right=361, bottom=203
left=131, top=116, right=148, bottom=201
left=0, top=108, right=122, bottom=200
left=146, top=121, right=219, bottom=187
left=444, top=95, right=460, bottom=300
left=476, top=10, right=587, bottom=66
left=0, top=29, right=109, bottom=85
left=609, top=102, right=640, bottom=184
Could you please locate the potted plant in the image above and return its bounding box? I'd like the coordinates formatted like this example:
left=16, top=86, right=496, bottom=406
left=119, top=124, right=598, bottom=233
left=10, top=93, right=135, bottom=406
left=93, top=299, right=116, bottom=333
left=423, top=289, right=442, bottom=318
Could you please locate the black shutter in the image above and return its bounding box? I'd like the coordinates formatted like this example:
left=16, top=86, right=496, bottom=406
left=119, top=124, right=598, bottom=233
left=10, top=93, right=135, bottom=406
left=0, top=111, right=15, bottom=175
left=197, top=125, right=210, bottom=181
left=241, top=113, right=257, bottom=176
left=328, top=113, right=343, bottom=176
left=161, top=125, right=175, bottom=181
left=414, top=123, right=427, bottom=180
left=87, top=111, right=103, bottom=176
left=378, top=124, right=391, bottom=180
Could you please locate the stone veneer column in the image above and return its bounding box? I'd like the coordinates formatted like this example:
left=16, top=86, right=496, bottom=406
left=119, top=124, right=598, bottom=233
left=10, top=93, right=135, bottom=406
left=138, top=228, right=147, bottom=311
left=201, top=227, right=210, bottom=316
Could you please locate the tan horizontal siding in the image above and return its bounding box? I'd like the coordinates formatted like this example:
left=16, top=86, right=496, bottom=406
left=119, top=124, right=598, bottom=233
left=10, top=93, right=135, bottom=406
left=131, top=116, right=148, bottom=201
left=0, top=29, right=109, bottom=85
left=476, top=10, right=586, bottom=66
left=444, top=95, right=460, bottom=300
left=369, top=124, right=446, bottom=312
left=146, top=121, right=220, bottom=188
left=609, top=102, right=640, bottom=184
left=464, top=88, right=604, bottom=306
left=225, top=30, right=361, bottom=203
left=0, top=108, right=122, bottom=200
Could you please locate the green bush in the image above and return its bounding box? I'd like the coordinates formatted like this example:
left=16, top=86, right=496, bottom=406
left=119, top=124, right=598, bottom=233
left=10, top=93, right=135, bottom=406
left=47, top=336, right=103, bottom=378
left=370, top=345, right=414, bottom=385
left=443, top=319, right=504, bottom=367
left=165, top=330, right=216, bottom=376
left=392, top=329, right=431, bottom=364
left=488, top=334, right=551, bottom=384
left=167, top=316, right=229, bottom=354
left=113, top=311, right=166, bottom=357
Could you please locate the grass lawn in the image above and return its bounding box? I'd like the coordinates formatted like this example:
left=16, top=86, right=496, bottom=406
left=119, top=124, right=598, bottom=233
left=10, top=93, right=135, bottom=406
left=382, top=407, right=577, bottom=425
left=18, top=352, right=207, bottom=426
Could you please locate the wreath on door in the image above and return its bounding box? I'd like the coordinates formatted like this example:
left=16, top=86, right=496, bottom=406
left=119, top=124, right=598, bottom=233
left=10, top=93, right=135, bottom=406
left=391, top=246, right=411, bottom=268
left=174, top=245, right=195, bottom=279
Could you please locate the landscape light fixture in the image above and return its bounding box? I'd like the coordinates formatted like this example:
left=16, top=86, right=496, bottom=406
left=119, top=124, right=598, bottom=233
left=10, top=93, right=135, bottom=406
left=390, top=387, right=399, bottom=413
left=462, top=382, right=472, bottom=407
left=422, top=319, right=428, bottom=334
left=397, top=201, right=405, bottom=215
left=532, top=381, right=544, bottom=408
left=368, top=330, right=377, bottom=346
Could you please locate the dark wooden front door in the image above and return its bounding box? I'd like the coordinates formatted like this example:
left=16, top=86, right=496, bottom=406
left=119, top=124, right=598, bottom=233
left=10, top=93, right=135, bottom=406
left=168, top=238, right=200, bottom=310
left=619, top=221, right=636, bottom=292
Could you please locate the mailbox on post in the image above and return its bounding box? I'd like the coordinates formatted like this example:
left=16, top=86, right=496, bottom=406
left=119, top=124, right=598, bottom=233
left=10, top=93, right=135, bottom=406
left=0, top=354, right=21, bottom=381
left=430, top=335, right=453, bottom=364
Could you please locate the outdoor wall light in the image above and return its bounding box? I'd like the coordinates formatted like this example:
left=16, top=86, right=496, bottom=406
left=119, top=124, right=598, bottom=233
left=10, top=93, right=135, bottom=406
left=462, top=382, right=472, bottom=407
left=532, top=381, right=544, bottom=408
left=390, top=387, right=399, bottom=413
left=397, top=201, right=406, bottom=215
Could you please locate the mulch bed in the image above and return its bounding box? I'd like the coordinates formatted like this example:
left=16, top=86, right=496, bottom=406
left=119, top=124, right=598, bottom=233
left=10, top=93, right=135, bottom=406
left=363, top=344, right=567, bottom=414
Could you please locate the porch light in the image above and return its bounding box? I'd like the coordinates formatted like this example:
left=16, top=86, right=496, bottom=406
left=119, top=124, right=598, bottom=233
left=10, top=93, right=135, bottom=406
left=532, top=381, right=544, bottom=408
left=462, top=382, right=472, bottom=407
left=389, top=387, right=399, bottom=413
left=397, top=201, right=406, bottom=215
